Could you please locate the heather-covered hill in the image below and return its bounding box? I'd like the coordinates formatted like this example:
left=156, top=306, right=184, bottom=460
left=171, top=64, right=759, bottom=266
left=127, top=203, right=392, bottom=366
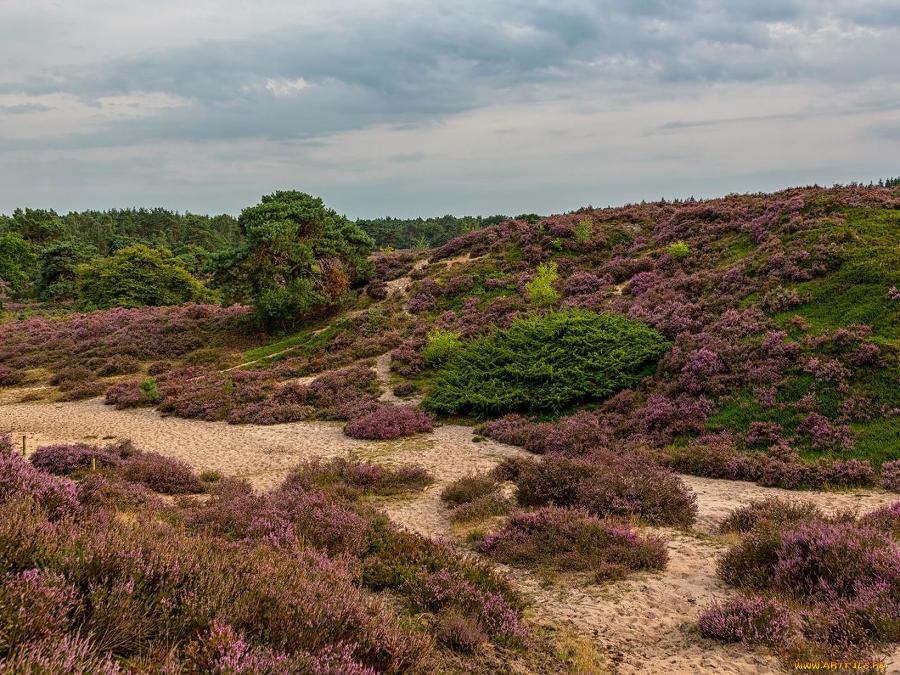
left=2, top=185, right=898, bottom=488
left=386, top=185, right=899, bottom=486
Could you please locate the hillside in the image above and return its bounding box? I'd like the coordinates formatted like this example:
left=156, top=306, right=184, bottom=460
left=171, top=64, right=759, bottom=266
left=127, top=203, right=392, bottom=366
left=1, top=184, right=898, bottom=672
left=2, top=185, right=898, bottom=478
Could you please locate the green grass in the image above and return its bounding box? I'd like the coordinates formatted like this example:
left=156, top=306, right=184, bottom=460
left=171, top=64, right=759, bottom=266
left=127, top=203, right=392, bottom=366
left=772, top=208, right=900, bottom=342
left=725, top=232, right=756, bottom=259
left=239, top=319, right=346, bottom=365
left=849, top=417, right=900, bottom=467
left=706, top=376, right=899, bottom=466
left=706, top=390, right=804, bottom=435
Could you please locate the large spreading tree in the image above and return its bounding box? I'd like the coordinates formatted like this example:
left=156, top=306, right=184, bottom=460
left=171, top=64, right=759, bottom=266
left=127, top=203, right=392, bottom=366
left=213, top=191, right=373, bottom=331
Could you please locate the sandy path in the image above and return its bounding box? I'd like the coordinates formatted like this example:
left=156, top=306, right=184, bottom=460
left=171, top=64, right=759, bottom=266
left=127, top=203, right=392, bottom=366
left=374, top=352, right=403, bottom=404
left=385, top=259, right=428, bottom=296
left=0, top=398, right=357, bottom=490
left=1, top=398, right=896, bottom=674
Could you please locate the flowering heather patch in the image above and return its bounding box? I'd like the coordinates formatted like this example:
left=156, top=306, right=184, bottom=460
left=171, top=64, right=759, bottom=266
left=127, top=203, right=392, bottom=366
left=663, top=434, right=880, bottom=490
left=0, top=452, right=80, bottom=519
left=1, top=636, right=122, bottom=675
left=144, top=363, right=382, bottom=426
left=633, top=393, right=715, bottom=437
left=0, top=431, right=12, bottom=454
left=0, top=449, right=543, bottom=672
left=771, top=522, right=897, bottom=600
left=0, top=365, right=23, bottom=387
left=481, top=506, right=667, bottom=581
left=120, top=451, right=204, bottom=494
left=706, top=503, right=900, bottom=660
left=563, top=270, right=609, bottom=297
left=481, top=411, right=612, bottom=456
left=502, top=452, right=697, bottom=528
left=407, top=568, right=527, bottom=647
left=184, top=482, right=374, bottom=555
left=29, top=439, right=201, bottom=497
left=29, top=442, right=131, bottom=476
left=283, top=457, right=433, bottom=497
left=796, top=412, right=855, bottom=452
left=0, top=303, right=255, bottom=375
left=370, top=249, right=418, bottom=281
left=181, top=620, right=378, bottom=675
left=104, top=378, right=158, bottom=409
left=860, top=502, right=900, bottom=538
left=718, top=498, right=825, bottom=535
left=0, top=568, right=78, bottom=652
left=698, top=596, right=796, bottom=647
left=478, top=414, right=534, bottom=448
left=880, top=460, right=900, bottom=492
left=344, top=405, right=434, bottom=440
left=76, top=473, right=165, bottom=512
left=440, top=473, right=513, bottom=523
left=0, top=500, right=431, bottom=672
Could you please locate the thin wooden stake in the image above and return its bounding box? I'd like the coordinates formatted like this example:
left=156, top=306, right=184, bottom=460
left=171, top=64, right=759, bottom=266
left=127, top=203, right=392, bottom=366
left=22, top=435, right=26, bottom=457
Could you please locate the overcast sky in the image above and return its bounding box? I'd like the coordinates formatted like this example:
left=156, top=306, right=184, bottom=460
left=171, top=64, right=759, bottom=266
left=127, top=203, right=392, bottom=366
left=1, top=1, right=898, bottom=218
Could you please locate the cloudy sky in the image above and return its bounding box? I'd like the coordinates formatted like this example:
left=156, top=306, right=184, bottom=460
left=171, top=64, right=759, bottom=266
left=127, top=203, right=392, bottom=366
left=1, top=1, right=898, bottom=217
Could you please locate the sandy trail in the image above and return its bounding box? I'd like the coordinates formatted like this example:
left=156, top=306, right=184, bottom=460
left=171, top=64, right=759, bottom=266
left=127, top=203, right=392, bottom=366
left=374, top=352, right=403, bottom=404
left=0, top=398, right=357, bottom=490
left=1, top=398, right=896, bottom=674
left=384, top=258, right=429, bottom=296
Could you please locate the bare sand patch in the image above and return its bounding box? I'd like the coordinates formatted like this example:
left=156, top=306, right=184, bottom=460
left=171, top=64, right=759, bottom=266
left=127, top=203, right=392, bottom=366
left=0, top=397, right=354, bottom=490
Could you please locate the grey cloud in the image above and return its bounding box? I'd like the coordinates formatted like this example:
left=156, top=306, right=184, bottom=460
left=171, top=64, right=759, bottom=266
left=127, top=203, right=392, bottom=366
left=0, top=103, right=52, bottom=113
left=1, top=0, right=898, bottom=214
left=6, top=0, right=897, bottom=150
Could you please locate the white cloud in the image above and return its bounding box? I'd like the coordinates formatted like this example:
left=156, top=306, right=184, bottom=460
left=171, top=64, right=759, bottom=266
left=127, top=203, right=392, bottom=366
left=264, top=77, right=312, bottom=97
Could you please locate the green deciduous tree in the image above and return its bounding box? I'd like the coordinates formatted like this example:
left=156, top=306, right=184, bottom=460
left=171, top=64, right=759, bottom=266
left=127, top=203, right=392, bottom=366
left=76, top=244, right=216, bottom=309
left=213, top=191, right=373, bottom=331
left=36, top=238, right=98, bottom=301
left=0, top=231, right=36, bottom=296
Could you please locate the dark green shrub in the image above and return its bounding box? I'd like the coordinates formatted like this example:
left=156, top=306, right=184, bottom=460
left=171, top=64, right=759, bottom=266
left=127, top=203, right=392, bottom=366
left=422, top=310, right=669, bottom=417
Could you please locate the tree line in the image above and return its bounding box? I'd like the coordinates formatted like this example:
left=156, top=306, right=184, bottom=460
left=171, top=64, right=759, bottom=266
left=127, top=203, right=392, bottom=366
left=0, top=197, right=540, bottom=331
left=0, top=194, right=537, bottom=333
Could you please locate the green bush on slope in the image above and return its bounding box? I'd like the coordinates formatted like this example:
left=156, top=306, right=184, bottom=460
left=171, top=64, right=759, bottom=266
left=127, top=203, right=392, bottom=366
left=422, top=310, right=669, bottom=418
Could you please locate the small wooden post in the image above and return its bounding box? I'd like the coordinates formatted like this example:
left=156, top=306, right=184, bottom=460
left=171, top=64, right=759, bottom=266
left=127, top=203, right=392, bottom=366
left=91, top=456, right=97, bottom=472
left=21, top=435, right=25, bottom=457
